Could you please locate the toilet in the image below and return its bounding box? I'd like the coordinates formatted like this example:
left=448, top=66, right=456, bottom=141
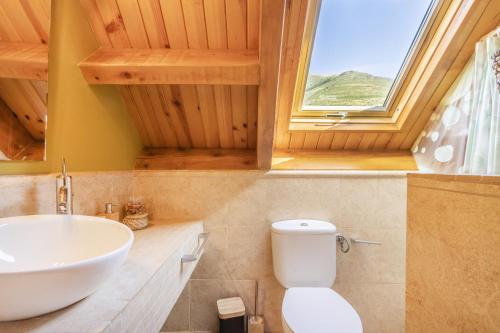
left=271, top=219, right=363, bottom=333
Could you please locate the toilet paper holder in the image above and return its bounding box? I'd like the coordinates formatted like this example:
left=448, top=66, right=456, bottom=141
left=336, top=234, right=381, bottom=253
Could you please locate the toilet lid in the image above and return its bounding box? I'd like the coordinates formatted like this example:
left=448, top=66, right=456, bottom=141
left=282, top=288, right=363, bottom=333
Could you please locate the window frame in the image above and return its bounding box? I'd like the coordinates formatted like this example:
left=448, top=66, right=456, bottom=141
left=290, top=0, right=445, bottom=126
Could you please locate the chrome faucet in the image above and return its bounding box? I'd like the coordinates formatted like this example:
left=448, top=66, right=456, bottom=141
left=56, top=158, right=73, bottom=214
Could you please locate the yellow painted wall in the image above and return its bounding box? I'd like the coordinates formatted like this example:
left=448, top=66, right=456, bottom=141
left=0, top=0, right=142, bottom=175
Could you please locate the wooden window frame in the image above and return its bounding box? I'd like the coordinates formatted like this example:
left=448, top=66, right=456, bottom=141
left=289, top=0, right=447, bottom=131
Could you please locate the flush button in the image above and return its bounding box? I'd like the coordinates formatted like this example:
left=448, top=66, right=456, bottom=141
left=300, top=222, right=308, bottom=227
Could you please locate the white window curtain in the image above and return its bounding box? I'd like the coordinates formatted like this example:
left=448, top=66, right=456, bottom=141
left=413, top=28, right=500, bottom=175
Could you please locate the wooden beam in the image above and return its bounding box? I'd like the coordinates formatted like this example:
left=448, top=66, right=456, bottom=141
left=272, top=150, right=418, bottom=170
left=257, top=0, right=286, bottom=169
left=0, top=42, right=48, bottom=80
left=135, top=148, right=257, bottom=170
left=79, top=48, right=260, bottom=85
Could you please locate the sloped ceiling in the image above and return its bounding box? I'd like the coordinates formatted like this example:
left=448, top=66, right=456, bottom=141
left=80, top=0, right=260, bottom=150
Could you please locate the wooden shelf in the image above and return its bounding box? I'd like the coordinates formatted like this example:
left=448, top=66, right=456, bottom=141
left=79, top=48, right=260, bottom=85
left=0, top=42, right=48, bottom=80
left=135, top=148, right=257, bottom=170
left=272, top=150, right=418, bottom=170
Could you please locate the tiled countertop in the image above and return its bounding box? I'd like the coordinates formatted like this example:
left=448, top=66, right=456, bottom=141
left=0, top=220, right=204, bottom=333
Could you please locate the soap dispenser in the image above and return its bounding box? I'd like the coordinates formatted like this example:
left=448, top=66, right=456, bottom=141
left=98, top=203, right=120, bottom=221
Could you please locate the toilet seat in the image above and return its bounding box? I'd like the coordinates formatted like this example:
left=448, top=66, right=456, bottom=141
left=282, top=287, right=363, bottom=333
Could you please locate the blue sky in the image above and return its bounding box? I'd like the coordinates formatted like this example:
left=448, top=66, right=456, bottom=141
left=309, top=0, right=434, bottom=78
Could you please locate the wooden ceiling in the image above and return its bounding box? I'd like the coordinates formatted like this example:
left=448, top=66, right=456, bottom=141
left=80, top=0, right=260, bottom=150
left=0, top=0, right=50, bottom=160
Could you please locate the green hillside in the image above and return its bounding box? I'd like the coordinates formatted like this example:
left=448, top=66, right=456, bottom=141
left=304, top=71, right=393, bottom=107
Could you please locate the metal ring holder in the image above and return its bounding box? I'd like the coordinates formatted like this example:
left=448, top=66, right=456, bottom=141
left=337, top=234, right=381, bottom=253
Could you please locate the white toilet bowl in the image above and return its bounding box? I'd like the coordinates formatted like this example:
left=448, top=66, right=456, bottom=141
left=281, top=288, right=362, bottom=333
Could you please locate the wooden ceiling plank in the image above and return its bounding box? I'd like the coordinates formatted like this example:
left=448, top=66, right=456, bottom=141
left=257, top=0, right=286, bottom=168
left=79, top=0, right=113, bottom=46
left=119, top=85, right=153, bottom=146
left=129, top=85, right=165, bottom=146
left=247, top=0, right=260, bottom=49
left=0, top=97, right=37, bottom=160
left=0, top=1, right=40, bottom=43
left=19, top=0, right=51, bottom=44
left=159, top=0, right=188, bottom=49
left=159, top=85, right=192, bottom=148
left=138, top=0, right=169, bottom=48
left=179, top=84, right=206, bottom=147
left=204, top=0, right=234, bottom=148
left=302, top=132, right=321, bottom=149
left=316, top=132, right=334, bottom=150
left=182, top=0, right=217, bottom=149
left=226, top=0, right=249, bottom=149
left=330, top=132, right=349, bottom=150
left=181, top=0, right=208, bottom=49
left=116, top=0, right=150, bottom=48
left=94, top=0, right=131, bottom=47
left=246, top=85, right=258, bottom=149
left=79, top=48, right=260, bottom=85
left=0, top=78, right=45, bottom=140
left=0, top=42, right=48, bottom=80
left=213, top=85, right=234, bottom=148
left=0, top=6, right=22, bottom=42
left=358, top=133, right=378, bottom=150
left=135, top=148, right=257, bottom=170
left=146, top=85, right=178, bottom=147
left=16, top=79, right=46, bottom=121
left=203, top=0, right=227, bottom=49
left=372, top=133, right=393, bottom=150
left=230, top=86, right=248, bottom=148
left=343, top=133, right=364, bottom=150
left=183, top=0, right=220, bottom=149
left=196, top=85, right=220, bottom=148
left=289, top=132, right=306, bottom=149
left=30, top=80, right=48, bottom=105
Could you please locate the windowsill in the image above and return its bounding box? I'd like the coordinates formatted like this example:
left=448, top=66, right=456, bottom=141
left=272, top=150, right=418, bottom=170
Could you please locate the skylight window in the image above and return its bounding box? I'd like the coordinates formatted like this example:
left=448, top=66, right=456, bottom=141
left=301, top=0, right=436, bottom=111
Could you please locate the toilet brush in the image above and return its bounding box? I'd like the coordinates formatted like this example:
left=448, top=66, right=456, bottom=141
left=248, top=280, right=264, bottom=333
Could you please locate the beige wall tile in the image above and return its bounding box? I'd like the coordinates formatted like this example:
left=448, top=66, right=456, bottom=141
left=192, top=228, right=230, bottom=279
left=0, top=172, right=133, bottom=218
left=336, top=227, right=406, bottom=284
left=334, top=282, right=405, bottom=333
left=266, top=178, right=342, bottom=224
left=225, top=225, right=274, bottom=280
left=257, top=277, right=286, bottom=333
left=132, top=171, right=407, bottom=332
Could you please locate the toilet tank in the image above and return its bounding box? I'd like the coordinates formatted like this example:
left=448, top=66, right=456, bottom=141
left=271, top=219, right=337, bottom=288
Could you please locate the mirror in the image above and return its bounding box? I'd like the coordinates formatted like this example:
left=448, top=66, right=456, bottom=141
left=0, top=0, right=51, bottom=161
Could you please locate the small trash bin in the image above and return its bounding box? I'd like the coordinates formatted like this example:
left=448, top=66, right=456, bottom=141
left=217, top=297, right=246, bottom=333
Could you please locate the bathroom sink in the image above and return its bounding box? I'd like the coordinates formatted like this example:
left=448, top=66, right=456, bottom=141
left=0, top=215, right=133, bottom=321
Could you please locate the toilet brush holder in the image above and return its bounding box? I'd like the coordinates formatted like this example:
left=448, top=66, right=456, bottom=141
left=248, top=315, right=264, bottom=333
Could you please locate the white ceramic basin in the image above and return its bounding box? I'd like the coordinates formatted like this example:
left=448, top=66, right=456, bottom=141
left=0, top=215, right=133, bottom=321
